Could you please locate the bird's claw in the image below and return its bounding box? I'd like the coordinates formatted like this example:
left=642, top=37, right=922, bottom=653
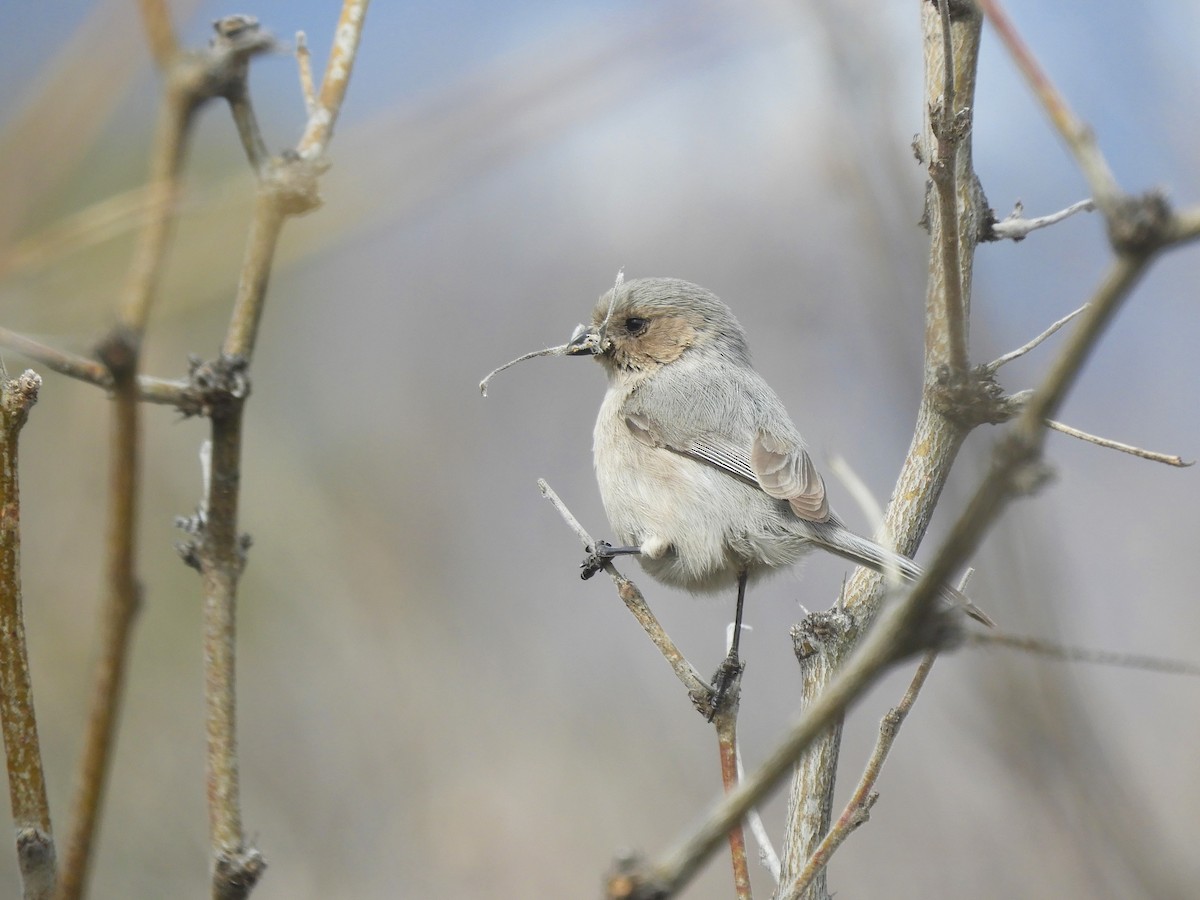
left=706, top=654, right=745, bottom=721
left=580, top=540, right=615, bottom=580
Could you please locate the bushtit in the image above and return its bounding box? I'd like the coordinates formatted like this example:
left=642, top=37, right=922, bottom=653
left=560, top=277, right=991, bottom=664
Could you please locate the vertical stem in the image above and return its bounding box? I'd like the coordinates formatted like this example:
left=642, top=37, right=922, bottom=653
left=713, top=694, right=751, bottom=900
left=0, top=372, right=56, bottom=900
left=56, top=335, right=142, bottom=900
left=136, top=0, right=178, bottom=69
left=203, top=403, right=245, bottom=857
left=777, top=613, right=851, bottom=900
left=921, top=1, right=984, bottom=372
left=779, top=5, right=984, bottom=896
left=222, top=195, right=285, bottom=361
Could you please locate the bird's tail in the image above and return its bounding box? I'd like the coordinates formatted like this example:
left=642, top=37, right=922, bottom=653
left=806, top=520, right=995, bottom=627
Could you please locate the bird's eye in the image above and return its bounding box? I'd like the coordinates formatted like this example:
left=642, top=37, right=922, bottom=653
left=624, top=317, right=649, bottom=335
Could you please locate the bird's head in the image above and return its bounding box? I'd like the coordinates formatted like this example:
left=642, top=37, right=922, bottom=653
left=566, top=277, right=750, bottom=377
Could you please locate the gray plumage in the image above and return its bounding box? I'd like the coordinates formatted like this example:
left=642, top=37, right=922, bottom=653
left=568, top=277, right=989, bottom=624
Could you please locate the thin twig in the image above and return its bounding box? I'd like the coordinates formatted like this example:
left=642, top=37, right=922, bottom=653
left=56, top=333, right=144, bottom=900
left=735, top=742, right=779, bottom=883
left=0, top=329, right=112, bottom=389
left=537, top=480, right=710, bottom=705
left=780, top=650, right=938, bottom=899
left=213, top=17, right=272, bottom=172
left=976, top=0, right=1122, bottom=218
left=0, top=185, right=165, bottom=281
left=984, top=303, right=1090, bottom=372
left=1044, top=420, right=1192, bottom=467
left=201, top=380, right=263, bottom=900
left=55, top=10, right=202, bottom=886
left=221, top=198, right=288, bottom=362
left=969, top=631, right=1200, bottom=677
left=0, top=330, right=199, bottom=412
left=136, top=376, right=194, bottom=409
left=295, top=32, right=317, bottom=116
left=117, top=89, right=193, bottom=336
left=296, top=0, right=371, bottom=159
left=136, top=0, right=178, bottom=69
left=0, top=371, right=57, bottom=900
left=713, top=700, right=752, bottom=900
left=622, top=581, right=934, bottom=899
left=783, top=570, right=970, bottom=898
left=1163, top=205, right=1200, bottom=245
left=987, top=198, right=1095, bottom=241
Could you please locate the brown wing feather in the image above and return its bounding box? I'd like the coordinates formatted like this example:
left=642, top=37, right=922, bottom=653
left=751, top=431, right=830, bottom=522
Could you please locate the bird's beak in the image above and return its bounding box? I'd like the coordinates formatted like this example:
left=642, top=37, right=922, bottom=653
left=566, top=323, right=605, bottom=356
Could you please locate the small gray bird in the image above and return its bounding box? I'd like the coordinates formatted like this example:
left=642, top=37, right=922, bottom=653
left=565, top=277, right=990, bottom=677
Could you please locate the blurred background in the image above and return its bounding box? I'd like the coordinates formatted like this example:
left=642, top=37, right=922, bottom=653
left=1, top=1, right=1198, bottom=897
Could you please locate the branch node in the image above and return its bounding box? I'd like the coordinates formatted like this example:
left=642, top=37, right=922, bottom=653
left=931, top=364, right=1008, bottom=427
left=1, top=370, right=42, bottom=427
left=1106, top=190, right=1173, bottom=255
left=15, top=826, right=56, bottom=892
left=262, top=155, right=327, bottom=217
left=95, top=326, right=141, bottom=385
left=606, top=853, right=667, bottom=900
left=213, top=844, right=266, bottom=900
left=181, top=354, right=251, bottom=418
left=791, top=607, right=856, bottom=662
left=847, top=794, right=876, bottom=831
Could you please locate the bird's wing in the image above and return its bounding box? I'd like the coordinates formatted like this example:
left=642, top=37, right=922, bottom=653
left=750, top=430, right=829, bottom=521
left=622, top=366, right=830, bottom=523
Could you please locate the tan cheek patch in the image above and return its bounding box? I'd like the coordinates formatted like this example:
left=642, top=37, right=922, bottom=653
left=639, top=316, right=697, bottom=364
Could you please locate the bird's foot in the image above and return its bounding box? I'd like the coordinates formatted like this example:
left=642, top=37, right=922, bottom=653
left=706, top=653, right=745, bottom=722
left=580, top=541, right=639, bottom=580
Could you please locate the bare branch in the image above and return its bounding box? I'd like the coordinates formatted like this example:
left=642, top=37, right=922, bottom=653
left=295, top=32, right=317, bottom=116
left=780, top=650, right=939, bottom=900
left=976, top=0, right=1123, bottom=218
left=136, top=0, right=177, bottom=69
left=986, top=198, right=1095, bottom=242
left=0, top=371, right=57, bottom=900
left=184, top=13, right=368, bottom=893
left=921, top=0, right=982, bottom=375
left=713, top=703, right=751, bottom=900
left=537, top=480, right=711, bottom=706
left=54, top=16, right=278, bottom=893
left=0, top=329, right=112, bottom=389
left=735, top=740, right=780, bottom=883
left=984, top=303, right=1089, bottom=372
left=296, top=0, right=371, bottom=159
left=1163, top=204, right=1200, bottom=244
left=782, top=570, right=969, bottom=899
left=221, top=197, right=289, bottom=362
left=0, top=185, right=163, bottom=282
left=1044, top=419, right=1192, bottom=467
left=614, top=576, right=956, bottom=900
left=211, top=17, right=274, bottom=172
left=57, top=331, right=144, bottom=900
left=537, top=478, right=596, bottom=548
left=969, top=631, right=1200, bottom=677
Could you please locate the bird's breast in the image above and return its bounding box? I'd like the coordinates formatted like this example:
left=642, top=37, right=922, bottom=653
left=592, top=388, right=768, bottom=592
